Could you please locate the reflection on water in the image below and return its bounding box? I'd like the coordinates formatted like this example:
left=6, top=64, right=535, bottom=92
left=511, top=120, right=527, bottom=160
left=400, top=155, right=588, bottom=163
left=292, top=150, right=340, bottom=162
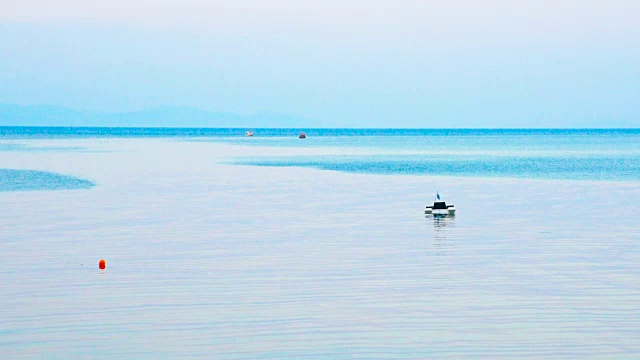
left=431, top=213, right=455, bottom=221
left=427, top=214, right=456, bottom=252
left=428, top=213, right=456, bottom=230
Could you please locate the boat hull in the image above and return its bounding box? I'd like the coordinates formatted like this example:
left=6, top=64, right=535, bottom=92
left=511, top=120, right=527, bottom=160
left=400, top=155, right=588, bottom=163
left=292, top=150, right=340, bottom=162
left=425, top=208, right=455, bottom=215
left=425, top=199, right=455, bottom=215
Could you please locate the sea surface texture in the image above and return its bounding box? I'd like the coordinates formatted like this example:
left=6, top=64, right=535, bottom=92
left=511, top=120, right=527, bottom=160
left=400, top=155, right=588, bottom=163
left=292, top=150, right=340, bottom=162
left=0, top=128, right=639, bottom=358
left=0, top=169, right=94, bottom=192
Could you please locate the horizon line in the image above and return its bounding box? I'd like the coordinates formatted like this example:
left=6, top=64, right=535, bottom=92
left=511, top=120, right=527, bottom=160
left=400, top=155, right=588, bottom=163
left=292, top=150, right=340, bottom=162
left=0, top=126, right=638, bottom=130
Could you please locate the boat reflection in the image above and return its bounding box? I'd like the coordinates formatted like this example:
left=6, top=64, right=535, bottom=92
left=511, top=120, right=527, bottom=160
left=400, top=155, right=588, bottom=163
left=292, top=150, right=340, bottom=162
left=428, top=213, right=455, bottom=227
left=426, top=213, right=456, bottom=251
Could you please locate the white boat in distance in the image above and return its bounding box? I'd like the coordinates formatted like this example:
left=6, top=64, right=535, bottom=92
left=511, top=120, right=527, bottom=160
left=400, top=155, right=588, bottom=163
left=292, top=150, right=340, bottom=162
left=425, top=192, right=456, bottom=215
left=245, top=131, right=254, bottom=137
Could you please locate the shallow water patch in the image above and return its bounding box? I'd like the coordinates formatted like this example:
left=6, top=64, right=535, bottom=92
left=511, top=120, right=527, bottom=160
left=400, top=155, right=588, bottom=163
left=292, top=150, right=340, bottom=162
left=232, top=154, right=640, bottom=182
left=0, top=142, right=87, bottom=152
left=0, top=169, right=95, bottom=192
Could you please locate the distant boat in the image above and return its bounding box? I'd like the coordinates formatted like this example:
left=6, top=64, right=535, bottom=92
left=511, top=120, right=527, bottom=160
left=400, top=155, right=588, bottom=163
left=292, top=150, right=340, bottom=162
left=299, top=132, right=306, bottom=139
left=425, top=192, right=455, bottom=215
left=245, top=131, right=254, bottom=137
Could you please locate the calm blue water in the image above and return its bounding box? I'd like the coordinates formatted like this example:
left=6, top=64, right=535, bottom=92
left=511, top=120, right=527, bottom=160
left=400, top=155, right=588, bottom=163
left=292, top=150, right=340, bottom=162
left=1, top=127, right=639, bottom=182
left=1, top=128, right=640, bottom=358
left=234, top=154, right=639, bottom=181
left=0, top=169, right=94, bottom=192
left=0, top=127, right=636, bottom=139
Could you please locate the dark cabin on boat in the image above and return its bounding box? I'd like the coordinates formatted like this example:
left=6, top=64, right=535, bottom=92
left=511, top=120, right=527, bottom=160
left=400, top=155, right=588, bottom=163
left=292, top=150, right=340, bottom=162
left=433, top=201, right=448, bottom=210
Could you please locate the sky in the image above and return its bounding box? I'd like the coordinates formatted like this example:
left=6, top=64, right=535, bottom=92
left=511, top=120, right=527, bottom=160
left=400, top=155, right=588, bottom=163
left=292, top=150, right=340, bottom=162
left=1, top=0, right=639, bottom=127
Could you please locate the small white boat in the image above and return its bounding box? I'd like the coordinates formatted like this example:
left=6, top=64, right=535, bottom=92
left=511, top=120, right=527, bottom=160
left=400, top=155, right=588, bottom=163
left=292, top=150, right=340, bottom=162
left=425, top=192, right=455, bottom=215
left=245, top=131, right=254, bottom=137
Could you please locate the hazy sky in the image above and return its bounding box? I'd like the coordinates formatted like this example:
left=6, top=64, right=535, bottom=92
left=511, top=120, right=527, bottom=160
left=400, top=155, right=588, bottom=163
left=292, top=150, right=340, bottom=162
left=1, top=0, right=639, bottom=127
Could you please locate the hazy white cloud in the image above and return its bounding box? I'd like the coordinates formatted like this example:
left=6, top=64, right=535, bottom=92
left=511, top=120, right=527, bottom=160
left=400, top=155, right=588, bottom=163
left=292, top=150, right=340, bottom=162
left=1, top=1, right=639, bottom=127
left=3, top=0, right=639, bottom=42
left=4, top=1, right=636, bottom=54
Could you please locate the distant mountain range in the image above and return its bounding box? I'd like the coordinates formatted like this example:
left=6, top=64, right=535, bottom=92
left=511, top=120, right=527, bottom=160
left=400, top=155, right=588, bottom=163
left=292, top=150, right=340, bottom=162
left=0, top=104, right=320, bottom=128
left=1, top=103, right=637, bottom=128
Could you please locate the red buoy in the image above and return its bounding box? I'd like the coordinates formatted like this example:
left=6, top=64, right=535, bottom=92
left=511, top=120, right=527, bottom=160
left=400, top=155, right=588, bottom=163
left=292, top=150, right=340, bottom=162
left=99, top=259, right=106, bottom=269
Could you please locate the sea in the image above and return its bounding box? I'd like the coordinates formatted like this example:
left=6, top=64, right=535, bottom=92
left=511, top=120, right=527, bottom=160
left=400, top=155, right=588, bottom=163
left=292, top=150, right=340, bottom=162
left=1, top=127, right=639, bottom=358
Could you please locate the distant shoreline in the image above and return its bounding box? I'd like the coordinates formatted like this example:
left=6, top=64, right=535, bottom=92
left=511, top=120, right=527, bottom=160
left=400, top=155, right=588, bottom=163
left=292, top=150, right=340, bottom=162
left=1, top=126, right=638, bottom=131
